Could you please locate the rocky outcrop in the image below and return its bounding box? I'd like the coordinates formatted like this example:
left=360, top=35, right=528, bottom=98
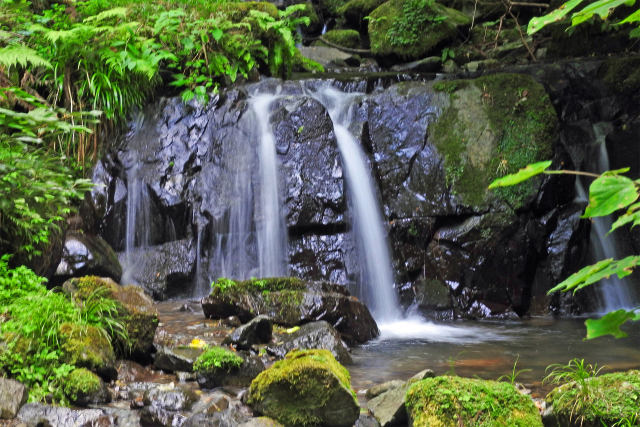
left=247, top=349, right=360, bottom=427
left=201, top=277, right=379, bottom=344
left=53, top=231, right=122, bottom=285
left=267, top=321, right=352, bottom=364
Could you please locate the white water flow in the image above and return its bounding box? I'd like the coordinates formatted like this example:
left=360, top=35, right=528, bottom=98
left=312, top=86, right=401, bottom=322
left=122, top=162, right=151, bottom=285
left=253, top=94, right=289, bottom=277
left=575, top=124, right=636, bottom=311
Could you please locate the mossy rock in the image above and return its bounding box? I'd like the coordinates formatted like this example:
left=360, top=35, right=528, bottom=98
left=248, top=349, right=360, bottom=426
left=599, top=56, right=640, bottom=95
left=59, top=322, right=116, bottom=381
left=405, top=376, right=543, bottom=426
left=63, top=368, right=110, bottom=406
left=62, top=276, right=158, bottom=360
left=316, top=29, right=361, bottom=49
left=337, top=0, right=387, bottom=26
left=318, top=0, right=349, bottom=17
left=546, top=370, right=640, bottom=427
left=368, top=0, right=470, bottom=60
left=430, top=73, right=556, bottom=209
left=193, top=346, right=244, bottom=374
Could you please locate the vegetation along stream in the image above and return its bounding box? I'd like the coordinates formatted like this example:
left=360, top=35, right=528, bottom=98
left=2, top=0, right=640, bottom=425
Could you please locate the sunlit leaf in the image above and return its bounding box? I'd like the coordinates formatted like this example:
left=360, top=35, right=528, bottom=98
left=548, top=256, right=640, bottom=294
left=571, top=0, right=636, bottom=26
left=585, top=309, right=640, bottom=339
left=583, top=175, right=638, bottom=218
left=488, top=161, right=552, bottom=189
left=527, top=0, right=586, bottom=34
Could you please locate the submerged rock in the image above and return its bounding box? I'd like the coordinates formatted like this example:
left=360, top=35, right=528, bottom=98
left=267, top=320, right=352, bottom=364
left=405, top=376, right=542, bottom=426
left=201, top=277, right=379, bottom=344
left=247, top=349, right=360, bottom=427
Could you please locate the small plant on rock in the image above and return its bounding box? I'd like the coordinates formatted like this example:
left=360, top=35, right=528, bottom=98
left=193, top=346, right=244, bottom=373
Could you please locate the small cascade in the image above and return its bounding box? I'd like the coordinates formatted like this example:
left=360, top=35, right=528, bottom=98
left=253, top=94, right=289, bottom=278
left=575, top=123, right=637, bottom=311
left=121, top=160, right=151, bottom=285
left=311, top=86, right=402, bottom=321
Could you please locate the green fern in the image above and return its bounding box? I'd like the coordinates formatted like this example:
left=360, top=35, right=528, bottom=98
left=0, top=45, right=51, bottom=69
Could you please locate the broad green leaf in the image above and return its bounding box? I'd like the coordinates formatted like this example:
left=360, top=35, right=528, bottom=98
left=488, top=161, right=552, bottom=189
left=610, top=202, right=640, bottom=232
left=211, top=28, right=223, bottom=42
left=583, top=174, right=638, bottom=218
left=585, top=308, right=640, bottom=339
left=527, top=0, right=585, bottom=34
left=548, top=255, right=640, bottom=294
left=619, top=8, right=640, bottom=24
left=571, top=0, right=636, bottom=26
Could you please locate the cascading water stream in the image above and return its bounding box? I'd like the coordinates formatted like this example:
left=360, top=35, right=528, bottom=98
left=575, top=123, right=637, bottom=311
left=253, top=94, right=289, bottom=278
left=311, top=86, right=402, bottom=322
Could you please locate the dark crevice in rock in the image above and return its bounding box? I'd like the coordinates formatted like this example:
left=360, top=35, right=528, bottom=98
left=288, top=223, right=348, bottom=237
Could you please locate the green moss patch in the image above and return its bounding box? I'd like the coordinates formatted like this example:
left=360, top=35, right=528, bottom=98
left=368, top=0, right=469, bottom=59
left=211, top=277, right=307, bottom=296
left=63, top=368, right=103, bottom=403
left=430, top=73, right=556, bottom=208
left=318, top=29, right=361, bottom=49
left=600, top=57, right=640, bottom=95
left=193, top=346, right=244, bottom=373
left=546, top=370, right=640, bottom=426
left=248, top=349, right=360, bottom=426
left=337, top=0, right=387, bottom=23
left=59, top=323, right=115, bottom=373
left=405, top=376, right=542, bottom=426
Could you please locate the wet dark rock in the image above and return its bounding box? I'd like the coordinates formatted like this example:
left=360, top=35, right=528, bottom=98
left=184, top=394, right=253, bottom=427
left=0, top=378, right=27, bottom=419
left=140, top=406, right=186, bottom=427
left=53, top=231, right=122, bottom=284
left=223, top=315, right=273, bottom=350
left=365, top=379, right=405, bottom=399
left=143, top=384, right=198, bottom=411
left=267, top=320, right=351, bottom=364
left=120, top=238, right=196, bottom=300
left=154, top=345, right=203, bottom=373
left=196, top=354, right=265, bottom=389
left=288, top=233, right=355, bottom=285
left=17, top=403, right=111, bottom=427
left=201, top=279, right=379, bottom=344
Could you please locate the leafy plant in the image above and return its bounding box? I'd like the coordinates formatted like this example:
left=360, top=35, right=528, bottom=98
left=497, top=354, right=532, bottom=385
left=489, top=162, right=640, bottom=338
left=211, top=277, right=237, bottom=292
left=192, top=345, right=244, bottom=372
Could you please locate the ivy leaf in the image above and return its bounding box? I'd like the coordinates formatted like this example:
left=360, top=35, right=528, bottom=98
left=583, top=175, right=638, bottom=218
left=548, top=256, right=640, bottom=294
left=585, top=309, right=640, bottom=339
left=488, top=160, right=552, bottom=189
left=527, top=0, right=585, bottom=34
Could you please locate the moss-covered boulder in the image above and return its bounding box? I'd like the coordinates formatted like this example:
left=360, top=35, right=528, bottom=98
left=201, top=277, right=379, bottom=344
left=405, top=376, right=542, bottom=426
left=193, top=346, right=264, bottom=388
left=368, top=0, right=470, bottom=60
left=338, top=0, right=387, bottom=27
left=59, top=323, right=116, bottom=381
left=546, top=370, right=640, bottom=427
left=247, top=349, right=360, bottom=427
left=430, top=73, right=557, bottom=209
left=316, top=29, right=361, bottom=49
left=63, top=368, right=110, bottom=406
left=62, top=276, right=159, bottom=360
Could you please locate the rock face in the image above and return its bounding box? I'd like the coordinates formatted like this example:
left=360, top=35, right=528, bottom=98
left=0, top=378, right=27, bottom=419
left=247, top=349, right=360, bottom=427
left=405, top=376, right=543, bottom=426
left=53, top=231, right=122, bottom=285
left=17, top=403, right=111, bottom=427
left=201, top=277, right=379, bottom=344
left=94, top=60, right=640, bottom=318
left=223, top=315, right=273, bottom=350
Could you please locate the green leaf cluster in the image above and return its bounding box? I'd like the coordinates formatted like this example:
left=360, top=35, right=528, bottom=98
left=0, top=257, right=125, bottom=403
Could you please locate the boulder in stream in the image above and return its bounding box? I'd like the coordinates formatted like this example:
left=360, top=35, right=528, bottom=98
left=201, top=277, right=379, bottom=344
left=267, top=320, right=352, bottom=364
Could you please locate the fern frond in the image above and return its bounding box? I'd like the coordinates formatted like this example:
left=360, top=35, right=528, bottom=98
left=83, top=7, right=128, bottom=23
left=0, top=45, right=52, bottom=69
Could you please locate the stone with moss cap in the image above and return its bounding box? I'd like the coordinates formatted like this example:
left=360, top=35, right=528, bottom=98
left=546, top=369, right=640, bottom=427
left=405, top=375, right=542, bottom=426
left=248, top=349, right=360, bottom=426
left=63, top=368, right=110, bottom=406
left=201, top=277, right=379, bottom=344
left=59, top=322, right=117, bottom=381
left=368, top=0, right=470, bottom=60
left=430, top=73, right=556, bottom=209
left=194, top=345, right=265, bottom=388
left=315, top=29, right=361, bottom=49
left=62, top=276, right=158, bottom=361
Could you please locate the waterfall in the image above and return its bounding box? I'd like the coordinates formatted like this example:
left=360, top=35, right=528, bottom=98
left=575, top=122, right=637, bottom=312
left=253, top=94, right=289, bottom=278
left=311, top=86, right=402, bottom=321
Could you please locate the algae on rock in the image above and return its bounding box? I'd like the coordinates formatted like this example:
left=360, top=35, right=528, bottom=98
left=247, top=349, right=360, bottom=426
left=430, top=73, right=557, bottom=209
left=405, top=376, right=543, bottom=426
